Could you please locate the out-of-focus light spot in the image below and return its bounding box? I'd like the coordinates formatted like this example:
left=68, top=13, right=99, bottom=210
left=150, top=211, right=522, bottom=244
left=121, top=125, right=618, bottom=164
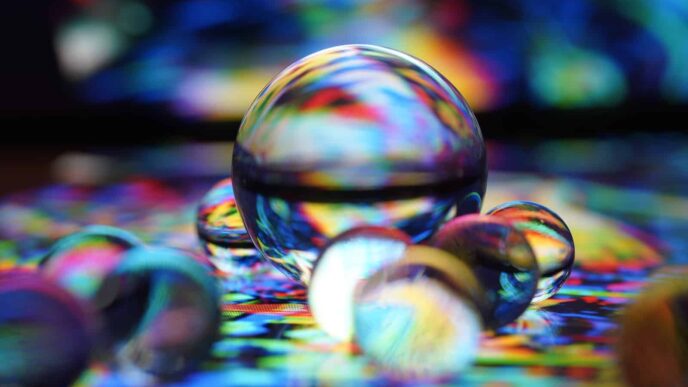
left=173, top=69, right=281, bottom=120
left=172, top=0, right=237, bottom=31
left=118, top=1, right=154, bottom=36
left=397, top=26, right=501, bottom=111
left=52, top=152, right=115, bottom=186
left=530, top=46, right=627, bottom=108
left=55, top=19, right=125, bottom=80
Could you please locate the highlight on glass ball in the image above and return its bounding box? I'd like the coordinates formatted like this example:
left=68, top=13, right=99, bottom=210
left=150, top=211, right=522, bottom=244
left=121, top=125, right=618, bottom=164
left=308, top=226, right=412, bottom=342
left=487, top=201, right=575, bottom=302
left=99, top=245, right=221, bottom=379
left=232, top=44, right=487, bottom=284
left=0, top=270, right=93, bottom=387
left=431, top=214, right=540, bottom=329
left=196, top=177, right=265, bottom=275
left=353, top=245, right=484, bottom=378
left=41, top=225, right=143, bottom=301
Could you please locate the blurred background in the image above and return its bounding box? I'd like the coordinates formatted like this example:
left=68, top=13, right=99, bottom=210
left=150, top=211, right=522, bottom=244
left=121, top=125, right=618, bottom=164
left=1, top=0, right=687, bottom=192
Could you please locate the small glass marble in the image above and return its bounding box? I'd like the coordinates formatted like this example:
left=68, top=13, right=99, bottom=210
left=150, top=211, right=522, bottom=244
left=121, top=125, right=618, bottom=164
left=309, top=226, right=412, bottom=342
left=487, top=201, right=574, bottom=302
left=233, top=44, right=487, bottom=284
left=353, top=245, right=484, bottom=378
left=41, top=225, right=143, bottom=300
left=101, top=246, right=221, bottom=379
left=196, top=178, right=266, bottom=275
left=0, top=270, right=93, bottom=387
left=431, top=214, right=540, bottom=329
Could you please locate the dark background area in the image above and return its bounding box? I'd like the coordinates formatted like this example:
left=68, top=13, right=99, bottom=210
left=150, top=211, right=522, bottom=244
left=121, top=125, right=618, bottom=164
left=1, top=0, right=687, bottom=192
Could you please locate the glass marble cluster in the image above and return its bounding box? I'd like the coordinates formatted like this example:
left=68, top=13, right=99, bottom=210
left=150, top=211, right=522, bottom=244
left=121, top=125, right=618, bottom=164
left=431, top=215, right=540, bottom=329
left=486, top=201, right=575, bottom=302
left=0, top=270, right=93, bottom=387
left=37, top=226, right=221, bottom=381
left=196, top=177, right=264, bottom=274
left=232, top=44, right=487, bottom=284
left=308, top=225, right=492, bottom=378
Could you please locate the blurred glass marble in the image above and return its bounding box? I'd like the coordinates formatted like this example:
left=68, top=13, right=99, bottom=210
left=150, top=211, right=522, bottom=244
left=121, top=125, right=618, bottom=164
left=309, top=226, right=412, bottom=342
left=196, top=178, right=266, bottom=275
left=617, top=273, right=688, bottom=387
left=353, top=245, right=483, bottom=378
left=232, top=44, right=487, bottom=284
left=41, top=225, right=142, bottom=300
left=487, top=201, right=574, bottom=302
left=0, top=270, right=93, bottom=387
left=431, top=215, right=539, bottom=329
left=101, top=246, right=221, bottom=379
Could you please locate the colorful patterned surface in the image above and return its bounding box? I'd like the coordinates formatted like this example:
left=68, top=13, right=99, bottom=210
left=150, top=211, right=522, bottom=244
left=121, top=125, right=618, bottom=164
left=0, top=151, right=678, bottom=385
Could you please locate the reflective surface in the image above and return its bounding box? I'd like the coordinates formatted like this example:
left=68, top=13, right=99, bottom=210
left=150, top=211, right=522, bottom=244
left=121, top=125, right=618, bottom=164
left=431, top=215, right=539, bottom=329
left=0, top=270, right=93, bottom=387
left=196, top=178, right=265, bottom=275
left=309, top=226, right=411, bottom=342
left=233, top=44, right=487, bottom=284
left=100, top=246, right=221, bottom=379
left=41, top=225, right=142, bottom=300
left=353, top=245, right=483, bottom=378
left=487, top=201, right=574, bottom=302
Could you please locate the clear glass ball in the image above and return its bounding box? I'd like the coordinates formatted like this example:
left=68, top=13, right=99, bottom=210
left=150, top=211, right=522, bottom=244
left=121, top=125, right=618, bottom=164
left=486, top=201, right=574, bottom=302
left=431, top=214, right=539, bottom=329
left=41, top=225, right=142, bottom=300
left=353, top=245, right=483, bottom=378
left=308, top=226, right=412, bottom=342
left=233, top=44, right=487, bottom=284
left=0, top=270, right=93, bottom=386
left=103, top=246, right=221, bottom=379
left=196, top=178, right=266, bottom=275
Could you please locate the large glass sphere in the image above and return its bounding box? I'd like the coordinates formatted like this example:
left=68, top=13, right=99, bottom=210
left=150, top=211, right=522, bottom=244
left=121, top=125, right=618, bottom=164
left=232, top=44, right=487, bottom=284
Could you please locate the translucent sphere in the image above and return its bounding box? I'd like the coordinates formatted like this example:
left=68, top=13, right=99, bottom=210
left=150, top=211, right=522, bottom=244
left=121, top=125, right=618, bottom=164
left=101, top=246, right=221, bottom=379
left=0, top=270, right=93, bottom=386
left=486, top=201, right=575, bottom=302
left=309, top=226, right=412, bottom=342
left=353, top=245, right=483, bottom=378
left=232, top=44, right=487, bottom=284
left=617, top=276, right=688, bottom=387
left=196, top=178, right=265, bottom=274
left=431, top=215, right=539, bottom=329
left=41, top=225, right=142, bottom=300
